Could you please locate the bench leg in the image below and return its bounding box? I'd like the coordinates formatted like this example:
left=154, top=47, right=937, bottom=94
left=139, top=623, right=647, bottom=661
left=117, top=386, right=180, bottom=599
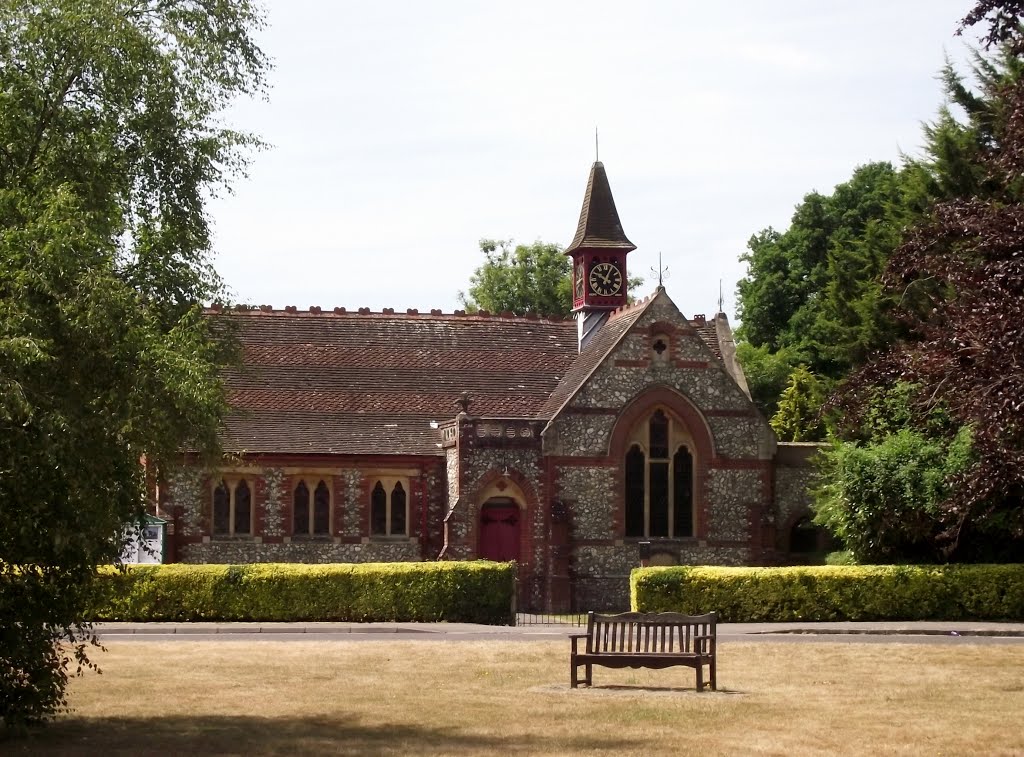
left=571, top=658, right=578, bottom=689
left=695, top=664, right=704, bottom=692
left=709, top=658, right=717, bottom=692
left=585, top=663, right=593, bottom=687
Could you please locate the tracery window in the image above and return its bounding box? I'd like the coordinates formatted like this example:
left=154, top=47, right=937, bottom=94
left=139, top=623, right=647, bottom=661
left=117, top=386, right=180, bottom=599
left=370, top=478, right=408, bottom=536
left=293, top=478, right=331, bottom=536
left=624, top=409, right=694, bottom=538
left=651, top=332, right=671, bottom=363
left=212, top=478, right=253, bottom=537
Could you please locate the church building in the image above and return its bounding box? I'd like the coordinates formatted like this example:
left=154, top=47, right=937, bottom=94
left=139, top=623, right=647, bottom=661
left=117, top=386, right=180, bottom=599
left=161, top=161, right=818, bottom=610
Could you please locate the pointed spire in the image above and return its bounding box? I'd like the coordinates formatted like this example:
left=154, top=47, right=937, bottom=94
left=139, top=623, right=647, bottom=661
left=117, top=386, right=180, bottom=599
left=565, top=162, right=636, bottom=255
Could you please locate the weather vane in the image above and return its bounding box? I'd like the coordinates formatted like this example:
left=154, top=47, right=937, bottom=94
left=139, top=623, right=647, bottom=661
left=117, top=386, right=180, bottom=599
left=718, top=279, right=724, bottom=313
left=650, top=252, right=670, bottom=288
left=595, top=127, right=599, bottom=162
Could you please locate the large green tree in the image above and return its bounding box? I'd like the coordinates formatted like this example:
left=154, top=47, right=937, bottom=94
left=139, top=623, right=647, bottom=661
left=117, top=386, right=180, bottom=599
left=0, top=0, right=268, bottom=726
left=459, top=239, right=643, bottom=318
left=736, top=162, right=921, bottom=380
left=459, top=239, right=573, bottom=317
left=737, top=39, right=1024, bottom=421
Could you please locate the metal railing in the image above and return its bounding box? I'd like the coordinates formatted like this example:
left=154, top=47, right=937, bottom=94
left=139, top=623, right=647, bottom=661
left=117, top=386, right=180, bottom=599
left=513, top=574, right=630, bottom=626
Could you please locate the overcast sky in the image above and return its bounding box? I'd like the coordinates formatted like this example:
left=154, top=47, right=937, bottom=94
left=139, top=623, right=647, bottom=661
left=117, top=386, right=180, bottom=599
left=208, top=0, right=976, bottom=320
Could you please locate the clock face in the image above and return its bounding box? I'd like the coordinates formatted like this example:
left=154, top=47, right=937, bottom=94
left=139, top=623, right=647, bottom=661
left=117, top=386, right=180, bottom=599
left=575, top=263, right=585, bottom=299
left=589, top=262, right=622, bottom=296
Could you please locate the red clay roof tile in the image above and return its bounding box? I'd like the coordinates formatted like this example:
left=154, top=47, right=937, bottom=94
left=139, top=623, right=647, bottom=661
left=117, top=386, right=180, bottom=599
left=214, top=305, right=726, bottom=456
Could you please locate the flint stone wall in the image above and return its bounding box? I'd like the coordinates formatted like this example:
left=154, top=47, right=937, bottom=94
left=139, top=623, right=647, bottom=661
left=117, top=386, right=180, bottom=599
left=571, top=543, right=754, bottom=611
left=167, top=466, right=205, bottom=537
left=556, top=466, right=616, bottom=540
left=774, top=443, right=824, bottom=527
left=708, top=415, right=772, bottom=459
left=705, top=469, right=761, bottom=542
left=180, top=540, right=421, bottom=564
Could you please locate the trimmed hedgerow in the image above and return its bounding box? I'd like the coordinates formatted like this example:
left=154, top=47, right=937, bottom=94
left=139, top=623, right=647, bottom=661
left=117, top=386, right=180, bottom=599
left=89, top=561, right=515, bottom=625
left=630, top=564, right=1024, bottom=622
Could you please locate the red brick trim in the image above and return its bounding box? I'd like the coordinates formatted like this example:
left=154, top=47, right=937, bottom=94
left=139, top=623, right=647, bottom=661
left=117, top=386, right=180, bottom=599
left=614, top=359, right=649, bottom=368
left=561, top=407, right=619, bottom=416
left=609, top=387, right=716, bottom=460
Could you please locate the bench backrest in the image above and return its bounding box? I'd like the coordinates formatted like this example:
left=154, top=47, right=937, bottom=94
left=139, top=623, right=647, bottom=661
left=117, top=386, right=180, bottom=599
left=585, top=611, right=716, bottom=655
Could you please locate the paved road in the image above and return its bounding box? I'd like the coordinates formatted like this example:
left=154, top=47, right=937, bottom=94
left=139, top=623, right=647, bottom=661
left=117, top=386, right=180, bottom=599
left=92, top=620, right=1024, bottom=645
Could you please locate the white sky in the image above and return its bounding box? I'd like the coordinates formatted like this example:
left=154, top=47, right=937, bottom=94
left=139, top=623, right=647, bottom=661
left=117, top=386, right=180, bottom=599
left=209, top=0, right=975, bottom=320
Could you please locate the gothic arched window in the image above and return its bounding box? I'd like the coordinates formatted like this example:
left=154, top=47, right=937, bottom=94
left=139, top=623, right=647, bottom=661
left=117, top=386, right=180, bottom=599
left=212, top=478, right=253, bottom=537
left=623, top=409, right=695, bottom=538
left=293, top=478, right=332, bottom=536
left=293, top=480, right=310, bottom=535
left=371, top=478, right=409, bottom=537
left=313, top=481, right=331, bottom=535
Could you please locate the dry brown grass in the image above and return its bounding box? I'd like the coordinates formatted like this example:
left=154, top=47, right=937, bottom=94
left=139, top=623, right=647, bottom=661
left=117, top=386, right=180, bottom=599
left=6, top=639, right=1024, bottom=756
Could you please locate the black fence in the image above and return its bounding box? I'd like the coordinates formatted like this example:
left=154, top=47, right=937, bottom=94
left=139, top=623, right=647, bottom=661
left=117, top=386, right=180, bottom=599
left=514, top=574, right=630, bottom=626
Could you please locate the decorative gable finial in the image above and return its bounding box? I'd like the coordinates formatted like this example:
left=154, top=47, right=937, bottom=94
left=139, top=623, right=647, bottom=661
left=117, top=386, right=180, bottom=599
left=651, top=252, right=669, bottom=290
left=455, top=391, right=471, bottom=414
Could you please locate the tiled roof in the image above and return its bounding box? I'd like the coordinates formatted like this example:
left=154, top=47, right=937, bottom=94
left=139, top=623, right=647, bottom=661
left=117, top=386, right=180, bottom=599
left=214, top=300, right=731, bottom=456
left=222, top=412, right=439, bottom=456
left=536, top=298, right=655, bottom=419
left=694, top=319, right=722, bottom=360
left=564, top=162, right=636, bottom=254
left=216, top=309, right=578, bottom=456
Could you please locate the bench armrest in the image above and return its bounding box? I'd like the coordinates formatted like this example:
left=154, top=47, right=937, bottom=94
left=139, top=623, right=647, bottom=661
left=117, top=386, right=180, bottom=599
left=569, top=633, right=588, bottom=654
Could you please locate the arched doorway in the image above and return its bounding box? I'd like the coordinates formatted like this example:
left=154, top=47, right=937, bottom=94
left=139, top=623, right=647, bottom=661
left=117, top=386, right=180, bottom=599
left=478, top=497, right=521, bottom=563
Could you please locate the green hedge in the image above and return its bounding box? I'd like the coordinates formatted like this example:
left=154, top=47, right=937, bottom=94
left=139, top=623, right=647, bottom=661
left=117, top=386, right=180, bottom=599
left=89, top=561, right=515, bottom=624
left=630, top=564, right=1024, bottom=622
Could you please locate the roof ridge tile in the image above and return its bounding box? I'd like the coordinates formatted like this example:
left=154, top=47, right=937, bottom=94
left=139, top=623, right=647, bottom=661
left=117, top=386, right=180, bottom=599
left=204, top=305, right=575, bottom=324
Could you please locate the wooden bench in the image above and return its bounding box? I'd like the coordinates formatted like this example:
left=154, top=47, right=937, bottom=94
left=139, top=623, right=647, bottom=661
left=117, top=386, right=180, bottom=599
left=569, top=611, right=717, bottom=691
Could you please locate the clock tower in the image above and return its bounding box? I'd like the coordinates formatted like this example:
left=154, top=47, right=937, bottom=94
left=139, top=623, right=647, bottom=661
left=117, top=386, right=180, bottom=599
left=565, top=161, right=636, bottom=350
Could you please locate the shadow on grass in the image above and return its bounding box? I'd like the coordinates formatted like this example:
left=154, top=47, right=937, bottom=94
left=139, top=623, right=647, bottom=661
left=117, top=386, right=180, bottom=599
left=529, top=683, right=743, bottom=697
left=4, top=713, right=639, bottom=756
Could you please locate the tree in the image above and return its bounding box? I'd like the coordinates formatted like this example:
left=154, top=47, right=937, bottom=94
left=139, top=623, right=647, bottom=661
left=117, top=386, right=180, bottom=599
left=734, top=342, right=803, bottom=418
left=459, top=239, right=644, bottom=318
left=459, top=240, right=573, bottom=317
left=736, top=162, right=920, bottom=383
left=770, top=366, right=830, bottom=442
left=814, top=427, right=975, bottom=564
left=829, top=1, right=1024, bottom=562
left=736, top=44, right=1024, bottom=416
left=0, top=0, right=268, bottom=726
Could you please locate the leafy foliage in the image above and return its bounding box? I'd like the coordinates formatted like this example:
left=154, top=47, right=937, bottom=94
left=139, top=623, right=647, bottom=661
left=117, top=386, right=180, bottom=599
left=736, top=162, right=920, bottom=383
left=459, top=238, right=643, bottom=318
left=770, top=366, right=831, bottom=442
left=736, top=43, right=1024, bottom=418
left=631, top=563, right=1024, bottom=621
left=459, top=239, right=573, bottom=317
left=813, top=428, right=975, bottom=563
left=89, top=562, right=516, bottom=625
left=0, top=0, right=267, bottom=727
left=831, top=1, right=1024, bottom=562
left=734, top=342, right=804, bottom=418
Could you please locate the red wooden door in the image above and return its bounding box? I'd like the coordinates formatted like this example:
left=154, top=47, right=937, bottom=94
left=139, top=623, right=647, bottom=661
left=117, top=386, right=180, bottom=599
left=479, top=500, right=520, bottom=563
